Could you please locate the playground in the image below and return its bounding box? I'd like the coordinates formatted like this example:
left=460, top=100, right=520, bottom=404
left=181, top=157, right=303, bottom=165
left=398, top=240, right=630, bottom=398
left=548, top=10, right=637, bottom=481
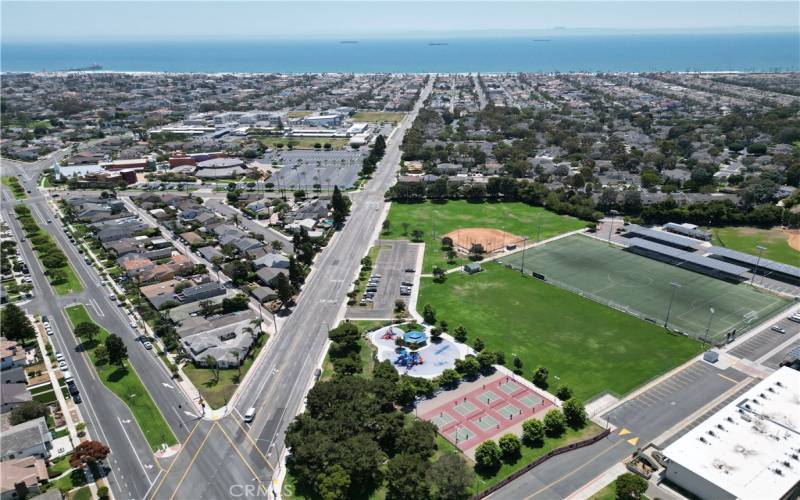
left=367, top=325, right=470, bottom=378
left=417, top=372, right=555, bottom=456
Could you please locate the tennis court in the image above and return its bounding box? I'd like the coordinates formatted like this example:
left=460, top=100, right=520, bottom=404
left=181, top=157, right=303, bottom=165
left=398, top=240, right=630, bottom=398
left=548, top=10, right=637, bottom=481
left=418, top=372, right=555, bottom=453
left=499, top=234, right=791, bottom=344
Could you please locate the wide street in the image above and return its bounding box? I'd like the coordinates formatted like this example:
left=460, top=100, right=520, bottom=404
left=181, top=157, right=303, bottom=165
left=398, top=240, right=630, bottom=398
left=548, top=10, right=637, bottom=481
left=1, top=154, right=188, bottom=500
left=146, top=78, right=434, bottom=499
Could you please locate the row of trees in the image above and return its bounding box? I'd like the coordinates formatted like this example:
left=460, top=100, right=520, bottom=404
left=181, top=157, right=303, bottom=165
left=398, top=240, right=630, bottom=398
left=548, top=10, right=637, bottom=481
left=13, top=205, right=73, bottom=286
left=359, top=134, right=387, bottom=177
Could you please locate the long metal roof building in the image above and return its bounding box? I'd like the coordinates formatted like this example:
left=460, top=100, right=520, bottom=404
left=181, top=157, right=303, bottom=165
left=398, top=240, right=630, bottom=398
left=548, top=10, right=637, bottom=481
left=625, top=238, right=750, bottom=277
left=624, top=224, right=702, bottom=250
left=707, top=245, right=800, bottom=280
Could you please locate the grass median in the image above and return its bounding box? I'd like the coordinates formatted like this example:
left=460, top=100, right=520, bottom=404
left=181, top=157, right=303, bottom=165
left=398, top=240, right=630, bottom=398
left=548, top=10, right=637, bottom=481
left=64, top=304, right=177, bottom=451
left=2, top=176, right=27, bottom=199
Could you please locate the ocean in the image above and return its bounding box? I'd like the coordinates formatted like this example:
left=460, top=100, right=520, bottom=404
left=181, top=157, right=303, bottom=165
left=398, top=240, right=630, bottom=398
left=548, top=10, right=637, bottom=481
left=1, top=33, right=798, bottom=73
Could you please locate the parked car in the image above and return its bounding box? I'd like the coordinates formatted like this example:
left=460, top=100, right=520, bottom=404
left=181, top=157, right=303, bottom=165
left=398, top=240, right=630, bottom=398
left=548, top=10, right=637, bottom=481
left=143, top=341, right=153, bottom=350
left=771, top=325, right=787, bottom=334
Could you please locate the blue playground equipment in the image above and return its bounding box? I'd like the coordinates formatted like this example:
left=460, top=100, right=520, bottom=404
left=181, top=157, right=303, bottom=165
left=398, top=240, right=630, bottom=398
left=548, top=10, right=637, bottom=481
left=395, top=348, right=424, bottom=367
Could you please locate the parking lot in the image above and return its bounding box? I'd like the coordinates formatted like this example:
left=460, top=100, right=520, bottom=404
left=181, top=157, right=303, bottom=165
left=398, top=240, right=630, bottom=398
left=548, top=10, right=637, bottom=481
left=346, top=240, right=421, bottom=319
left=727, top=315, right=800, bottom=361
left=603, top=361, right=749, bottom=445
left=266, top=149, right=365, bottom=190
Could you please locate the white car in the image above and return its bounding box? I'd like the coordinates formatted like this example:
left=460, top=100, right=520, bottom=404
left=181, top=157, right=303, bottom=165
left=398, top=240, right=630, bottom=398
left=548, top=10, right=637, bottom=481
left=143, top=341, right=153, bottom=350
left=58, top=361, right=68, bottom=370
left=55, top=352, right=65, bottom=362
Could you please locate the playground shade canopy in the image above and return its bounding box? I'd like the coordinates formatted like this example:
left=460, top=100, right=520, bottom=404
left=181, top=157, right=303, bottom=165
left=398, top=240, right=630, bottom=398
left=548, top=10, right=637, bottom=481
left=404, top=331, right=428, bottom=345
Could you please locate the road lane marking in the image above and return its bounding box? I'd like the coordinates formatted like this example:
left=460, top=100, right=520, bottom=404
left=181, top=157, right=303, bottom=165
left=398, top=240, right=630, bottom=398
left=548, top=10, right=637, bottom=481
left=626, top=437, right=639, bottom=446
left=618, top=428, right=630, bottom=436
left=230, top=418, right=275, bottom=471
left=718, top=373, right=739, bottom=384
left=148, top=420, right=202, bottom=500
left=216, top=420, right=267, bottom=481
left=167, top=423, right=216, bottom=500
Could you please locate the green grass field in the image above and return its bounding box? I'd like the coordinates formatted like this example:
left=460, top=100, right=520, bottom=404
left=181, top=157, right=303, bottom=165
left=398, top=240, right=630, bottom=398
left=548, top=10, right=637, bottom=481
left=383, top=201, right=586, bottom=273
left=1, top=176, right=27, bottom=199
left=351, top=111, right=405, bottom=122
left=712, top=226, right=799, bottom=267
left=419, top=262, right=702, bottom=400
left=499, top=235, right=792, bottom=344
left=64, top=305, right=177, bottom=450
left=258, top=136, right=350, bottom=150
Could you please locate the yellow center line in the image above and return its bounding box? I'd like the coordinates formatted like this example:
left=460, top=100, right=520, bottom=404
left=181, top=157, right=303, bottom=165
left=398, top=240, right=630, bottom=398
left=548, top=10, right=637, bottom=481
left=216, top=420, right=267, bottom=483
left=147, top=417, right=203, bottom=498
left=230, top=418, right=276, bottom=471
left=522, top=439, right=626, bottom=500
left=166, top=422, right=216, bottom=500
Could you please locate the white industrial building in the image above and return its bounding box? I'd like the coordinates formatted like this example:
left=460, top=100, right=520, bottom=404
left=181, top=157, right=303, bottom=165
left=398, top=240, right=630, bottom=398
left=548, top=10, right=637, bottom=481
left=662, top=367, right=800, bottom=500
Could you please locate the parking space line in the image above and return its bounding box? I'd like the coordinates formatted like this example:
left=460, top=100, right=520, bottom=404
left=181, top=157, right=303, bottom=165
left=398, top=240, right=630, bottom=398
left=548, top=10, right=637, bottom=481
left=718, top=373, right=739, bottom=384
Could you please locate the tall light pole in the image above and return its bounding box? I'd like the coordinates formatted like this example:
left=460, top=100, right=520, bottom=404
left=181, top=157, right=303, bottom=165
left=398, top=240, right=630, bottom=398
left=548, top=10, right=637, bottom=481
left=704, top=307, right=715, bottom=344
left=607, top=209, right=619, bottom=246
left=520, top=237, right=530, bottom=275
left=750, top=245, right=766, bottom=286
left=664, top=282, right=682, bottom=329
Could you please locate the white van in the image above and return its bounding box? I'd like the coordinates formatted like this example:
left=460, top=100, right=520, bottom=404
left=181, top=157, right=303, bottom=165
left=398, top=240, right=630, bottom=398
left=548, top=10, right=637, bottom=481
left=243, top=407, right=256, bottom=423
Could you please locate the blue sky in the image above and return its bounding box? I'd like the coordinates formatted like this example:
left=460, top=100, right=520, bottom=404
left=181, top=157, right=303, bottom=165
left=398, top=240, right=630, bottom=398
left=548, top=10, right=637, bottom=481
left=2, top=1, right=798, bottom=42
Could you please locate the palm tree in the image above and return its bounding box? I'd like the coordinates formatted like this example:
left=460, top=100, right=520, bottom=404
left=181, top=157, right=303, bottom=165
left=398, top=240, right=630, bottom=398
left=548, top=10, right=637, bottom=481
left=232, top=213, right=240, bottom=229
left=232, top=351, right=241, bottom=380
left=203, top=355, right=219, bottom=383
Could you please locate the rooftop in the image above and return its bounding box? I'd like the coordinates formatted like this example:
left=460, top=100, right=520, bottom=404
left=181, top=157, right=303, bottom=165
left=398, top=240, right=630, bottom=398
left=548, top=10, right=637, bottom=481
left=663, top=367, right=800, bottom=500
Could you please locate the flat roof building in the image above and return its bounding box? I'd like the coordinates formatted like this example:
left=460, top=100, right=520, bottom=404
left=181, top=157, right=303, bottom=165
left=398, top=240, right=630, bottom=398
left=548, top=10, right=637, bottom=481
left=662, top=367, right=800, bottom=500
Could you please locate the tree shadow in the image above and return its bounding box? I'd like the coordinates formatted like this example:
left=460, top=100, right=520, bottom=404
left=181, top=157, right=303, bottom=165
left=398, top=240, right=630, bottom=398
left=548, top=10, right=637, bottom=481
left=106, top=366, right=129, bottom=383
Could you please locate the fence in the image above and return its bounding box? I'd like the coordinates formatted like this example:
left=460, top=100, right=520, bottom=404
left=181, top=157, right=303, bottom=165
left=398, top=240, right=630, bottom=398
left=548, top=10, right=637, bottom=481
left=473, top=428, right=612, bottom=499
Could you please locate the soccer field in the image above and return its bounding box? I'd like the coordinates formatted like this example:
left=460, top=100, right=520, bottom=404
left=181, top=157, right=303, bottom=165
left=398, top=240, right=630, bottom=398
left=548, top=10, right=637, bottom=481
left=499, top=234, right=792, bottom=344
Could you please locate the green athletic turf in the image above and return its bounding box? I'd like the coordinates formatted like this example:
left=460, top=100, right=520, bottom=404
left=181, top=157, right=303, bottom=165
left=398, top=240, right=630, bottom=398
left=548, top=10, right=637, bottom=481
left=420, top=263, right=705, bottom=400
left=712, top=226, right=799, bottom=267
left=383, top=201, right=586, bottom=272
left=499, top=234, right=791, bottom=344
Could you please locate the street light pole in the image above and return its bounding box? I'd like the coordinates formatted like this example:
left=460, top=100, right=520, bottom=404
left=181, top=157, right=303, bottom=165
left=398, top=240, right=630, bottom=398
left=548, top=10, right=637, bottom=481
left=520, top=237, right=529, bottom=275
left=703, top=307, right=715, bottom=345
left=664, top=282, right=682, bottom=329
left=750, top=245, right=766, bottom=286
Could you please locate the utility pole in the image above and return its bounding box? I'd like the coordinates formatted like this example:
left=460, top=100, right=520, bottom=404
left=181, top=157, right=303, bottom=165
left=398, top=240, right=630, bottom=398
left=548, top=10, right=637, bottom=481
left=664, top=282, right=682, bottom=329
left=750, top=245, right=766, bottom=286
left=607, top=209, right=618, bottom=246
left=520, top=237, right=529, bottom=275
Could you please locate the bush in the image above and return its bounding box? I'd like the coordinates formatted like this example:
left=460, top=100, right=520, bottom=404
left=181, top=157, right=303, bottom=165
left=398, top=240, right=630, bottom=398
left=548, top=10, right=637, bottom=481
left=520, top=417, right=545, bottom=447
left=562, top=399, right=587, bottom=428
left=615, top=472, right=648, bottom=499
left=498, top=433, right=522, bottom=461
left=97, top=486, right=110, bottom=500
left=474, top=440, right=501, bottom=471
left=556, top=386, right=573, bottom=401
left=543, top=409, right=566, bottom=437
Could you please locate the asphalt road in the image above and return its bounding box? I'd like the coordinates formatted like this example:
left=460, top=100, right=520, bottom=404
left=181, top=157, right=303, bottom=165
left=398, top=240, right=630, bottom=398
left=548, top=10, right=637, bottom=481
left=2, top=154, right=196, bottom=499
left=147, top=78, right=434, bottom=499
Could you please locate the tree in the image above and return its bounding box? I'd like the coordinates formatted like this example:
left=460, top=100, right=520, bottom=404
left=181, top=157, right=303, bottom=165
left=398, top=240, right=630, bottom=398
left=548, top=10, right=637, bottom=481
left=522, top=418, right=545, bottom=446
left=328, top=322, right=360, bottom=349
left=0, top=304, right=35, bottom=345
left=69, top=440, right=110, bottom=467
left=74, top=321, right=100, bottom=342
left=397, top=420, right=437, bottom=459
left=474, top=440, right=501, bottom=471
left=94, top=344, right=109, bottom=365
left=498, top=433, right=522, bottom=461
left=10, top=401, right=48, bottom=425
left=453, top=325, right=467, bottom=343
left=428, top=452, right=474, bottom=500
left=223, top=260, right=251, bottom=285
left=105, top=334, right=128, bottom=365
left=203, top=355, right=219, bottom=382
left=512, top=356, right=523, bottom=374
left=275, top=272, right=294, bottom=309
left=288, top=256, right=305, bottom=289
left=410, top=228, right=424, bottom=242
left=615, top=472, right=648, bottom=499
left=422, top=303, right=436, bottom=324
left=395, top=379, right=417, bottom=407
left=473, top=337, right=484, bottom=352
left=556, top=386, right=573, bottom=401
left=331, top=185, right=350, bottom=226
left=543, top=409, right=566, bottom=437
left=315, top=464, right=350, bottom=500
left=437, top=368, right=461, bottom=388
left=532, top=366, right=549, bottom=389
left=454, top=356, right=480, bottom=379
left=385, top=453, right=430, bottom=500
left=432, top=265, right=446, bottom=283
left=469, top=243, right=485, bottom=259
left=562, top=399, right=587, bottom=428
left=476, top=351, right=497, bottom=373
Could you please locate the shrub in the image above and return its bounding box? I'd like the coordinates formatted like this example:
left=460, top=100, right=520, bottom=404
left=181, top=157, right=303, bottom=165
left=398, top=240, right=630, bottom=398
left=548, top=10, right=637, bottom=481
left=474, top=440, right=501, bottom=471
left=522, top=418, right=545, bottom=446
left=543, top=409, right=566, bottom=438
left=498, top=433, right=522, bottom=461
